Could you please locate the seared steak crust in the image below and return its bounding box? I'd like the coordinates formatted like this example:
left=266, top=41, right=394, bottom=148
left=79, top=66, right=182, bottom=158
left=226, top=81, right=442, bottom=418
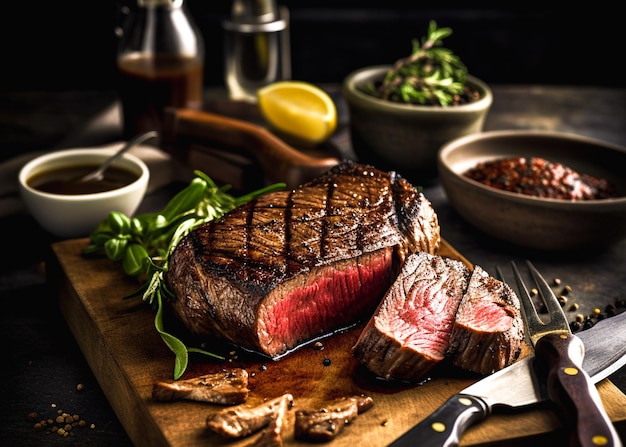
left=447, top=265, right=524, bottom=374
left=166, top=161, right=440, bottom=358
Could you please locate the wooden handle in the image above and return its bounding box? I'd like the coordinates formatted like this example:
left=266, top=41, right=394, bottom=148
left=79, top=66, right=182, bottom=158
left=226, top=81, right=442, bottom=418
left=161, top=108, right=339, bottom=188
left=535, top=333, right=623, bottom=447
left=388, top=394, right=490, bottom=447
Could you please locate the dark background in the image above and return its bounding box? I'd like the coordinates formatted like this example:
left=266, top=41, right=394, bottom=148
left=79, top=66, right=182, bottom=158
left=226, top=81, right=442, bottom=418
left=2, top=1, right=622, bottom=92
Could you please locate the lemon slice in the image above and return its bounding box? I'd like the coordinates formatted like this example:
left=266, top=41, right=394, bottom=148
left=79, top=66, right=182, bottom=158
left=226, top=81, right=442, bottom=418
left=257, top=81, right=337, bottom=144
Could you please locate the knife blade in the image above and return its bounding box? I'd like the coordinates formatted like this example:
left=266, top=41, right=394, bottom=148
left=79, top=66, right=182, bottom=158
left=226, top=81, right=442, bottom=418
left=387, top=311, right=626, bottom=447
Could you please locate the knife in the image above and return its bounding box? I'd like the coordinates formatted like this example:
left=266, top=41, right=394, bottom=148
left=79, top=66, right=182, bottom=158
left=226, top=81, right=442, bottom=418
left=512, top=261, right=622, bottom=447
left=387, top=310, right=626, bottom=447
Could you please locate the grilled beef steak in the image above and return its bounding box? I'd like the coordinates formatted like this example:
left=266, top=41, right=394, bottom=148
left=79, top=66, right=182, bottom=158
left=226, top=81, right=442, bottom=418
left=352, top=252, right=471, bottom=381
left=166, top=161, right=440, bottom=358
left=352, top=252, right=523, bottom=381
left=447, top=265, right=523, bottom=374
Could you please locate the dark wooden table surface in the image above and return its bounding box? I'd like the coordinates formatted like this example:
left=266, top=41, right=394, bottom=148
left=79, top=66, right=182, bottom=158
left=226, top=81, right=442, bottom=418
left=1, top=85, right=625, bottom=446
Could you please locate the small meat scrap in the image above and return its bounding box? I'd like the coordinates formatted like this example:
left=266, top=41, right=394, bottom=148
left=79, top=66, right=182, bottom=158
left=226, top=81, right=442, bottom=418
left=206, top=393, right=294, bottom=439
left=294, top=395, right=374, bottom=442
left=245, top=393, right=292, bottom=447
left=151, top=368, right=249, bottom=405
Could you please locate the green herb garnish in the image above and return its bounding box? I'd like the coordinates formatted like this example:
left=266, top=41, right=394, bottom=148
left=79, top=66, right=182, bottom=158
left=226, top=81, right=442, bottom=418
left=83, top=170, right=286, bottom=379
left=366, top=20, right=469, bottom=106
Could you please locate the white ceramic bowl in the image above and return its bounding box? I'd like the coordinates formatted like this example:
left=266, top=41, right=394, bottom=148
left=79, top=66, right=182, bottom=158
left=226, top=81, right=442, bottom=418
left=19, top=147, right=150, bottom=239
left=438, top=130, right=626, bottom=251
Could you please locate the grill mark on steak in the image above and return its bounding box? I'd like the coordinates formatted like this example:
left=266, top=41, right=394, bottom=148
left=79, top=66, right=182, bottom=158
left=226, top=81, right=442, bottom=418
left=166, top=161, right=440, bottom=358
left=447, top=265, right=523, bottom=374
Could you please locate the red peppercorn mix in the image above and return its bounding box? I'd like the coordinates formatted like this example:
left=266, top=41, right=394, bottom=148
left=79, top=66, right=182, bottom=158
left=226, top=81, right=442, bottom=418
left=463, top=157, right=618, bottom=200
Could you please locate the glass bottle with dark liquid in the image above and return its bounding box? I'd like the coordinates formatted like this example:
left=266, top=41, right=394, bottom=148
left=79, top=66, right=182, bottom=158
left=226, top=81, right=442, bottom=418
left=117, top=0, right=204, bottom=139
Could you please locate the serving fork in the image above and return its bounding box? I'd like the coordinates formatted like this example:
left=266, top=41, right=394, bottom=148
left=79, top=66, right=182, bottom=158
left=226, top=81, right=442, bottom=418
left=500, top=261, right=622, bottom=447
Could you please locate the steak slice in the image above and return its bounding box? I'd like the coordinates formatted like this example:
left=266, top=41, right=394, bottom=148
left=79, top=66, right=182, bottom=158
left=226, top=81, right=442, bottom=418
left=249, top=394, right=291, bottom=447
left=166, top=161, right=440, bottom=358
left=206, top=393, right=293, bottom=438
left=294, top=395, right=374, bottom=442
left=447, top=265, right=524, bottom=374
left=151, top=368, right=249, bottom=404
left=352, top=252, right=471, bottom=382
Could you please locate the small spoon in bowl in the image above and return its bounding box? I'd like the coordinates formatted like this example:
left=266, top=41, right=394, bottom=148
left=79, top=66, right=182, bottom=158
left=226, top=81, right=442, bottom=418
left=78, top=131, right=158, bottom=183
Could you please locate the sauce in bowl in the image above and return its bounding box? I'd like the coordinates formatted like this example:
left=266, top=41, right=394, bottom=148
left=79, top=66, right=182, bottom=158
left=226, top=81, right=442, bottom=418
left=27, top=164, right=140, bottom=195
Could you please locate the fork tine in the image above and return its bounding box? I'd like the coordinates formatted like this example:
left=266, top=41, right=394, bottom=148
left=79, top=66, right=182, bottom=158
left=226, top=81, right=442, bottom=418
left=525, top=260, right=569, bottom=328
left=511, top=261, right=544, bottom=336
left=494, top=265, right=506, bottom=282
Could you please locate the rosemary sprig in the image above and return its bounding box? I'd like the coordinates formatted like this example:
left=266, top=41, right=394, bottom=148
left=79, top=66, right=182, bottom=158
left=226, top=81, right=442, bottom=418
left=366, top=20, right=469, bottom=107
left=83, top=170, right=286, bottom=379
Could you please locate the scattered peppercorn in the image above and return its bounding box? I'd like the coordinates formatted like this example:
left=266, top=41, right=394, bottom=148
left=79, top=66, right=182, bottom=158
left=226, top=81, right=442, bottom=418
left=530, top=276, right=623, bottom=333
left=27, top=405, right=95, bottom=437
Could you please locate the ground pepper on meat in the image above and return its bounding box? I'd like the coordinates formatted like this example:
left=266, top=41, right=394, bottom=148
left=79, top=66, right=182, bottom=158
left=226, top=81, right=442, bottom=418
left=463, top=157, right=619, bottom=200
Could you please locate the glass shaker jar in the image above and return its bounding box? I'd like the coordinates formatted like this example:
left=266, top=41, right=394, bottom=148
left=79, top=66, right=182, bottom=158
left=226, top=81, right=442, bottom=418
left=116, top=0, right=205, bottom=139
left=223, top=0, right=290, bottom=102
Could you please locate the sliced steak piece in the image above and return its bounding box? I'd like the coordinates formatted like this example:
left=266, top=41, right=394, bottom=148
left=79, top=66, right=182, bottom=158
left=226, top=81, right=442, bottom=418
left=447, top=265, right=524, bottom=374
left=247, top=394, right=291, bottom=447
left=206, top=393, right=293, bottom=439
left=352, top=252, right=471, bottom=382
left=294, top=395, right=374, bottom=442
left=151, top=368, right=249, bottom=404
left=166, top=161, right=440, bottom=358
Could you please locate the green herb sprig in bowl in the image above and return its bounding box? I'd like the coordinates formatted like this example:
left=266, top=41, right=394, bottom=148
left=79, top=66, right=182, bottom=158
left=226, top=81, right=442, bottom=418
left=366, top=20, right=473, bottom=107
left=83, top=170, right=285, bottom=379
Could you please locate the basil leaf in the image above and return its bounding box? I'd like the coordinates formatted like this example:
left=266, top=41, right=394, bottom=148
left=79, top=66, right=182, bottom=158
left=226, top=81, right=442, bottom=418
left=104, top=238, right=128, bottom=262
left=154, top=292, right=189, bottom=380
left=122, top=243, right=150, bottom=277
left=108, top=211, right=131, bottom=234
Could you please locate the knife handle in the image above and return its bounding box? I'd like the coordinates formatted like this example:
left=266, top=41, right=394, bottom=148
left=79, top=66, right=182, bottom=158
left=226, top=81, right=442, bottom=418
left=535, top=332, right=623, bottom=447
left=161, top=108, right=339, bottom=188
left=387, top=394, right=489, bottom=447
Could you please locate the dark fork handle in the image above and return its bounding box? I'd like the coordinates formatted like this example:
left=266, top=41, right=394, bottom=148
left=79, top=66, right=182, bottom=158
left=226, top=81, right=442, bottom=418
left=536, top=333, right=623, bottom=447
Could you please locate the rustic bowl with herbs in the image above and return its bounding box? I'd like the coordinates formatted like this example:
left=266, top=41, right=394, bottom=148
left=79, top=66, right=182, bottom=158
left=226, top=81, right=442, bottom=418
left=18, top=147, right=150, bottom=239
left=343, top=21, right=492, bottom=185
left=438, top=130, right=626, bottom=251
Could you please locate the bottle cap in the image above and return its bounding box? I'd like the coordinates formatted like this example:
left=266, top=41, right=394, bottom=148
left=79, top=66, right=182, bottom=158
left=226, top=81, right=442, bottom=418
left=223, top=0, right=287, bottom=33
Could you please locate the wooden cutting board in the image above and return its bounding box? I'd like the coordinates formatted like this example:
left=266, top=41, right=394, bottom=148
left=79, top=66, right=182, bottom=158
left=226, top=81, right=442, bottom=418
left=50, top=238, right=626, bottom=447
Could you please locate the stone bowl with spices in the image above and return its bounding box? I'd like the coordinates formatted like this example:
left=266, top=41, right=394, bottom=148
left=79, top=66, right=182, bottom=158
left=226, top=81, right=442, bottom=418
left=437, top=130, right=626, bottom=251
